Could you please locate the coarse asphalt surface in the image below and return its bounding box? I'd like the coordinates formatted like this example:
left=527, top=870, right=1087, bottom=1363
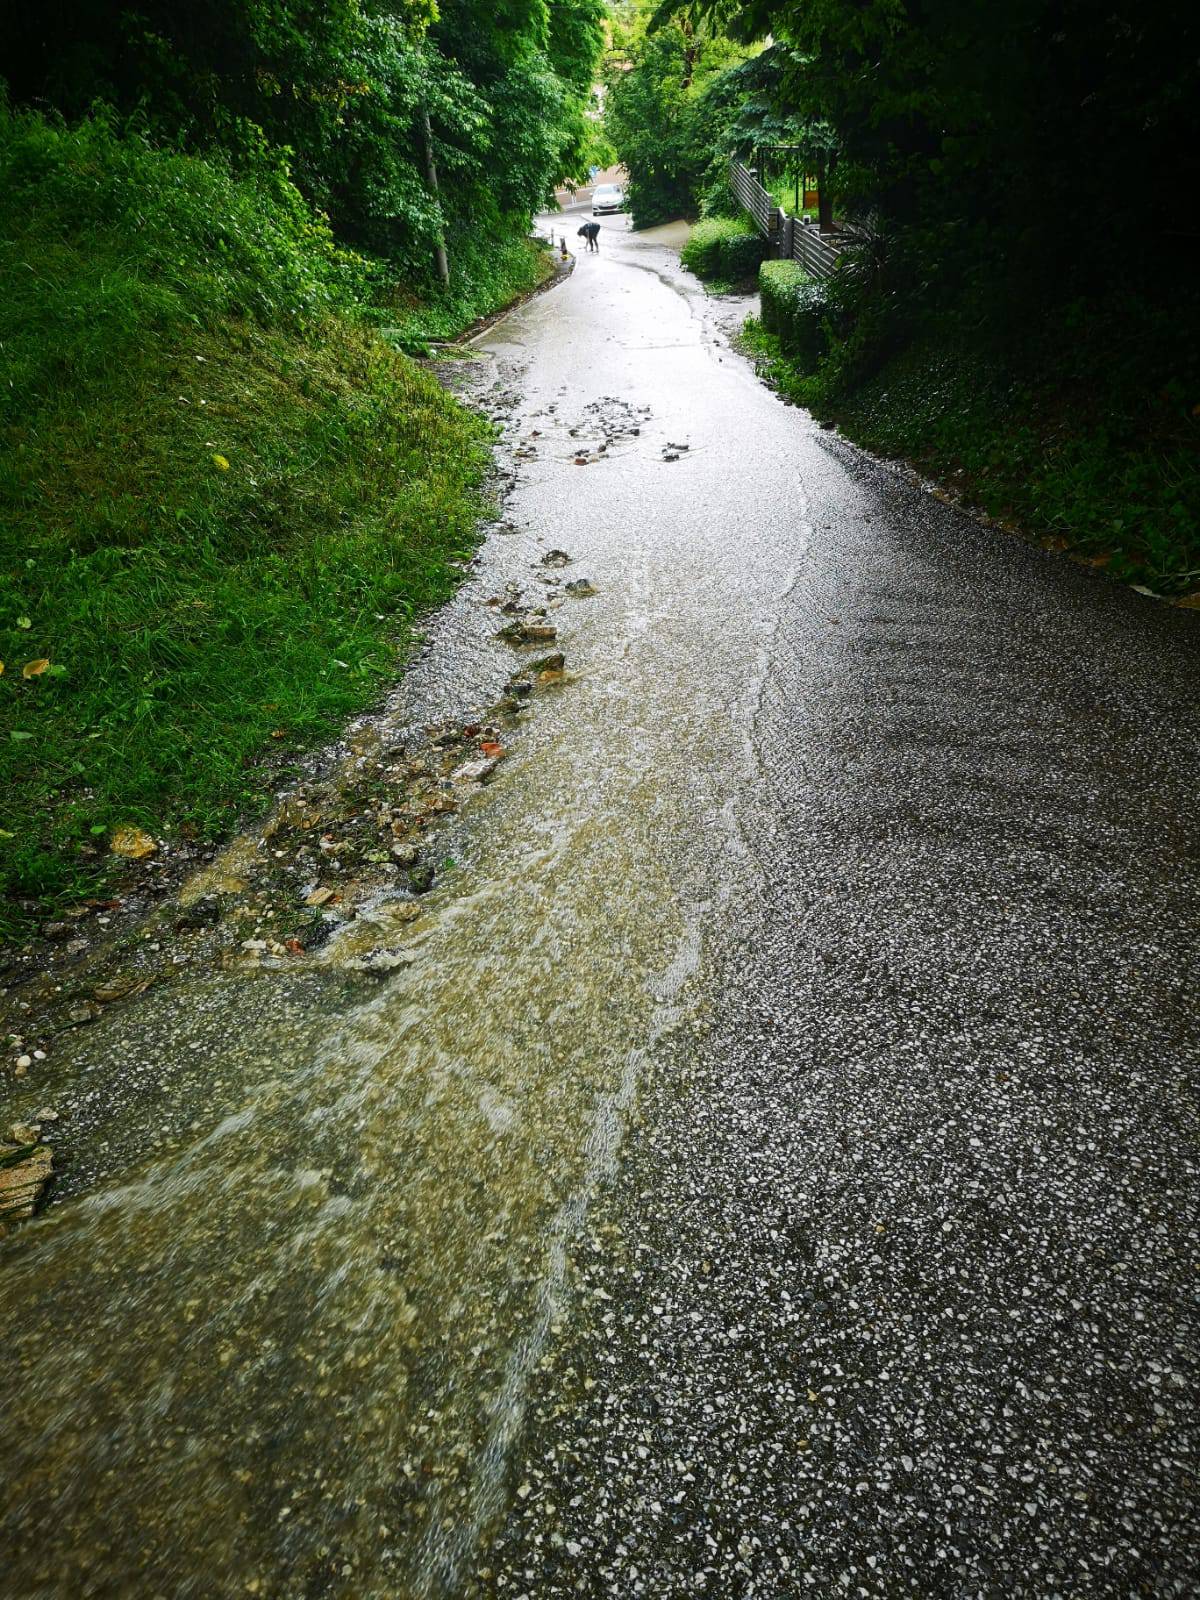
left=474, top=211, right=1200, bottom=1595
left=1, top=203, right=1196, bottom=1600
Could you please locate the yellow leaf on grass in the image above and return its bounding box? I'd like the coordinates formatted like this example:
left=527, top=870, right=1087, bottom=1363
left=212, top=453, right=231, bottom=471
left=110, top=825, right=158, bottom=860
left=22, top=659, right=49, bottom=679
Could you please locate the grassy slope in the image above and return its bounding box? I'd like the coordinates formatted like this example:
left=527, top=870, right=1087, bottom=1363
left=0, top=112, right=496, bottom=939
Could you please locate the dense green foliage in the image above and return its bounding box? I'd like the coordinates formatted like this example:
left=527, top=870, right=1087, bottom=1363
left=3, top=0, right=605, bottom=287
left=604, top=7, right=750, bottom=226
left=757, top=261, right=828, bottom=369
left=679, top=215, right=767, bottom=286
left=0, top=108, right=498, bottom=934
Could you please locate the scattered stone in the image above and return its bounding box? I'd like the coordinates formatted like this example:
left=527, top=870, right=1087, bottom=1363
left=662, top=451, right=680, bottom=462
left=529, top=652, right=566, bottom=675
left=497, top=620, right=558, bottom=645
left=344, top=949, right=414, bottom=976
left=541, top=550, right=571, bottom=568
left=390, top=842, right=419, bottom=866
left=0, top=1142, right=52, bottom=1226
left=565, top=579, right=597, bottom=598
left=41, top=921, right=71, bottom=940
left=452, top=756, right=501, bottom=785
left=305, top=887, right=336, bottom=907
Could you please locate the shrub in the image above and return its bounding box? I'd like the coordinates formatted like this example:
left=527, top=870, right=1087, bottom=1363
left=680, top=216, right=768, bottom=284
left=758, top=260, right=832, bottom=372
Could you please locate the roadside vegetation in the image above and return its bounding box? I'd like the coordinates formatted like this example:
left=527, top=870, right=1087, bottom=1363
left=0, top=0, right=606, bottom=939
left=678, top=216, right=766, bottom=289
left=611, top=0, right=1199, bottom=596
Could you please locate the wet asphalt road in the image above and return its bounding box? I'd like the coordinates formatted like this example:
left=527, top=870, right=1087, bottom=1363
left=473, top=213, right=1200, bottom=1593
left=2, top=205, right=1197, bottom=1598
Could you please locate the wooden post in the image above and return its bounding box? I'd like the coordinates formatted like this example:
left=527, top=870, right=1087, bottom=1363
left=420, top=106, right=450, bottom=289
left=816, top=152, right=834, bottom=234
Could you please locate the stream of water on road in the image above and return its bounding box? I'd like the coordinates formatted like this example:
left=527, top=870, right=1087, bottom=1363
left=0, top=216, right=810, bottom=1597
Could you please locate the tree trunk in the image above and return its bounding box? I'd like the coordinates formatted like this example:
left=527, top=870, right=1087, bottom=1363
left=679, top=17, right=698, bottom=89
left=420, top=106, right=450, bottom=289
left=816, top=154, right=834, bottom=233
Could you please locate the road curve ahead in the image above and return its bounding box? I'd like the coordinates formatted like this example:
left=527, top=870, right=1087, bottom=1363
left=473, top=213, right=1200, bottom=1594
left=1, top=210, right=1197, bottom=1600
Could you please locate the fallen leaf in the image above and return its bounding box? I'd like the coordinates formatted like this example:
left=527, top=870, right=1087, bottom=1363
left=479, top=741, right=504, bottom=759
left=16, top=617, right=31, bottom=630
left=9, top=731, right=33, bottom=743
left=22, top=658, right=49, bottom=679
left=212, top=453, right=231, bottom=471
left=110, top=824, right=157, bottom=860
left=285, top=938, right=304, bottom=954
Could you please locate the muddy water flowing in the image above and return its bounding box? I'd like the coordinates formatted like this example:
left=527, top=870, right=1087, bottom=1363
left=2, top=219, right=807, bottom=1596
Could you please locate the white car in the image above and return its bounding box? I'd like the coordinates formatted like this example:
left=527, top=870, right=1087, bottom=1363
left=592, top=183, right=625, bottom=215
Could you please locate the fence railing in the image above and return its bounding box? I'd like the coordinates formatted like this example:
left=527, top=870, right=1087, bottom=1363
left=730, top=159, right=780, bottom=240
left=729, top=160, right=850, bottom=282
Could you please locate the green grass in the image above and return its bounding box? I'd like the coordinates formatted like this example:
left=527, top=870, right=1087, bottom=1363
left=0, top=108, right=494, bottom=940
left=741, top=296, right=1200, bottom=597
left=379, top=235, right=557, bottom=353
left=764, top=175, right=818, bottom=223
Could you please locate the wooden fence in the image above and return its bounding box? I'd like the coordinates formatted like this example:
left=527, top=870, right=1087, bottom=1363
left=729, top=160, right=849, bottom=282
left=730, top=159, right=780, bottom=241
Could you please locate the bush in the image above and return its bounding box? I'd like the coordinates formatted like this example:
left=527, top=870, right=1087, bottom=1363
left=680, top=216, right=768, bottom=284
left=758, top=260, right=832, bottom=372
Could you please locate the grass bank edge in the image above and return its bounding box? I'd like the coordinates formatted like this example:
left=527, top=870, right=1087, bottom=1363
left=0, top=109, right=545, bottom=943
left=740, top=260, right=1200, bottom=601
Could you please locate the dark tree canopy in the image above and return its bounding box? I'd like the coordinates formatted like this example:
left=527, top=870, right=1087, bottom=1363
left=0, top=0, right=606, bottom=280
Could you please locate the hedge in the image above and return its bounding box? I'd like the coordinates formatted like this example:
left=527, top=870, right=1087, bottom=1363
left=680, top=217, right=769, bottom=284
left=759, top=260, right=832, bottom=372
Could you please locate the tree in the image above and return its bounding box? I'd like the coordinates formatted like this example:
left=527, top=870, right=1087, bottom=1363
left=0, top=0, right=606, bottom=287
left=604, top=1, right=750, bottom=226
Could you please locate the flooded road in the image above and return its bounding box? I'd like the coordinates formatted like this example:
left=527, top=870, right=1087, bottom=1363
left=4, top=209, right=1199, bottom=1597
